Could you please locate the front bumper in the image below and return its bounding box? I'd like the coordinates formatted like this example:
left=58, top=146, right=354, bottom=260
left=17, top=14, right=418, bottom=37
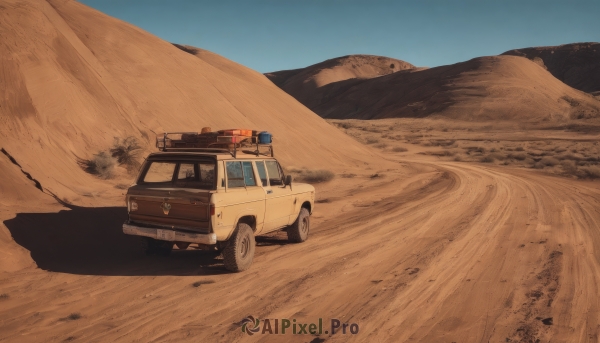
left=123, top=223, right=217, bottom=245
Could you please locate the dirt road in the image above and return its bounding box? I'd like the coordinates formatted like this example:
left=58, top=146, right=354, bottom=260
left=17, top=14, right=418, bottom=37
left=1, top=158, right=600, bottom=343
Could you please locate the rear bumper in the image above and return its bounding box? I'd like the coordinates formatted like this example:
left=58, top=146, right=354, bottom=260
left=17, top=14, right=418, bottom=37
left=123, top=223, right=217, bottom=245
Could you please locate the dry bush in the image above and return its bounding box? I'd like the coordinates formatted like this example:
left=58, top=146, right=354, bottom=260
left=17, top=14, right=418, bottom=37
left=111, top=136, right=142, bottom=172
left=539, top=157, right=560, bottom=166
left=392, top=146, right=408, bottom=152
left=291, top=169, right=335, bottom=183
left=508, top=152, right=528, bottom=161
left=578, top=165, right=600, bottom=179
left=561, top=160, right=578, bottom=175
left=374, top=142, right=388, bottom=149
left=426, top=150, right=455, bottom=157
left=335, top=122, right=353, bottom=129
left=480, top=155, right=496, bottom=163
left=515, top=146, right=525, bottom=151
left=454, top=155, right=463, bottom=162
left=78, top=152, right=116, bottom=179
left=430, top=139, right=456, bottom=147
left=365, top=137, right=380, bottom=144
left=466, top=146, right=486, bottom=154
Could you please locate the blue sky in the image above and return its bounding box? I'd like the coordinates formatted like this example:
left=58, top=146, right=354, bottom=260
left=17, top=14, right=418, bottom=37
left=80, top=0, right=600, bottom=73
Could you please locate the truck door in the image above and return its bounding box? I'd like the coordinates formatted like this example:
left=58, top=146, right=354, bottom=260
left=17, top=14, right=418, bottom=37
left=258, top=160, right=293, bottom=233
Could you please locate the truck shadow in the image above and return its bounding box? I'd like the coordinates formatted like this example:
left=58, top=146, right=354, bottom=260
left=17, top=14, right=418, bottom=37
left=3, top=205, right=231, bottom=276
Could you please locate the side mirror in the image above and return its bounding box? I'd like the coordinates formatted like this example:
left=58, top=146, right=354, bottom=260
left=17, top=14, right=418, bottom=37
left=284, top=175, right=293, bottom=189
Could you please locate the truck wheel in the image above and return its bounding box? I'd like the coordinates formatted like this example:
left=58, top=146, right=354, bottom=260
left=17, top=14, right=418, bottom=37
left=223, top=223, right=255, bottom=272
left=287, top=208, right=310, bottom=243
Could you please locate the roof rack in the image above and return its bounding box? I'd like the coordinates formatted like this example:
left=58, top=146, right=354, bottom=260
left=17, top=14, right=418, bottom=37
left=156, top=132, right=274, bottom=158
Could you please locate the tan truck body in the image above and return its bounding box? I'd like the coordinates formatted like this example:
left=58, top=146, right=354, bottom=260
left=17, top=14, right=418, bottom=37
left=123, top=151, right=315, bottom=248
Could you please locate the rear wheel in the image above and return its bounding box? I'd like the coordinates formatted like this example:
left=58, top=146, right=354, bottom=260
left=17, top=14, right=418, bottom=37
left=287, top=208, right=310, bottom=243
left=223, top=223, right=255, bottom=272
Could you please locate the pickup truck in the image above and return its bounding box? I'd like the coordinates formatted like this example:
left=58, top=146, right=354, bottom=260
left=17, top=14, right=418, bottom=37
left=122, top=149, right=315, bottom=272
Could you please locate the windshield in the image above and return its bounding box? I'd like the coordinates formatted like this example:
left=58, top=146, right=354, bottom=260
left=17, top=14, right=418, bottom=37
left=140, top=160, right=216, bottom=189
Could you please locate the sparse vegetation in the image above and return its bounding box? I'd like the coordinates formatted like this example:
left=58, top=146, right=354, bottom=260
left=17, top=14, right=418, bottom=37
left=392, top=146, right=408, bottom=152
left=289, top=169, right=335, bottom=183
left=79, top=136, right=143, bottom=178
left=0, top=293, right=8, bottom=299
left=110, top=136, right=142, bottom=172
left=78, top=151, right=116, bottom=179
left=374, top=142, right=388, bottom=149
left=60, top=313, right=82, bottom=321
left=192, top=280, right=215, bottom=288
left=340, top=173, right=356, bottom=178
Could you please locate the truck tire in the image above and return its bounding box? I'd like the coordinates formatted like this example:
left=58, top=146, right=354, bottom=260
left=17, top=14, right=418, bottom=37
left=223, top=223, right=255, bottom=272
left=287, top=208, right=310, bottom=243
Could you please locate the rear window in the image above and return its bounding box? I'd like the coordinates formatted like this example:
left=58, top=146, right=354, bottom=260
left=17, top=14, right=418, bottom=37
left=141, top=160, right=215, bottom=189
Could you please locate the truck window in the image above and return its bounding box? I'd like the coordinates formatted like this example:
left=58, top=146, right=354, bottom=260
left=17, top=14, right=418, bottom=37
left=174, top=162, right=215, bottom=189
left=255, top=161, right=268, bottom=186
left=242, top=161, right=257, bottom=186
left=226, top=162, right=245, bottom=188
left=227, top=161, right=257, bottom=188
left=143, top=162, right=176, bottom=183
left=265, top=160, right=283, bottom=186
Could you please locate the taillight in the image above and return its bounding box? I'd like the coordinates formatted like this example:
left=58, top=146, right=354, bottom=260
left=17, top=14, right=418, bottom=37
left=130, top=200, right=138, bottom=212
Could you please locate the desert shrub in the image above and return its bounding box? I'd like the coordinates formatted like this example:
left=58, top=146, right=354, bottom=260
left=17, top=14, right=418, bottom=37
left=365, top=137, right=380, bottom=144
left=578, top=165, right=600, bottom=179
left=430, top=139, right=456, bottom=147
left=427, top=150, right=455, bottom=157
left=466, top=146, right=486, bottom=154
left=561, top=160, right=578, bottom=175
left=509, top=152, right=528, bottom=161
left=374, top=143, right=388, bottom=149
left=0, top=294, right=8, bottom=299
left=454, top=155, right=463, bottom=162
left=480, top=155, right=496, bottom=163
left=515, top=146, right=525, bottom=151
left=292, top=169, right=335, bottom=183
left=537, top=157, right=560, bottom=167
left=60, top=313, right=82, bottom=321
left=392, top=146, right=408, bottom=152
left=335, top=122, right=353, bottom=129
left=110, top=136, right=142, bottom=172
left=78, top=152, right=116, bottom=179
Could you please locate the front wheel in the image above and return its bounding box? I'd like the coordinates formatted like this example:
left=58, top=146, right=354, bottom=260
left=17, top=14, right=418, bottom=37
left=287, top=208, right=310, bottom=243
left=223, top=223, right=255, bottom=272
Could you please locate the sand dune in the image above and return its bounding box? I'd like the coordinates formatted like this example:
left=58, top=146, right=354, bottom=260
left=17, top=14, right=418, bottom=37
left=265, top=55, right=417, bottom=110
left=502, top=42, right=600, bottom=94
left=267, top=55, right=600, bottom=121
left=0, top=0, right=373, bottom=206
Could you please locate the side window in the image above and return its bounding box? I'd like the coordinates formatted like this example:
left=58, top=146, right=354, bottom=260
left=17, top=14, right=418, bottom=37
left=143, top=162, right=176, bottom=183
left=226, top=162, right=245, bottom=188
left=177, top=163, right=196, bottom=181
left=265, top=160, right=282, bottom=186
left=242, top=161, right=257, bottom=186
left=255, top=161, right=268, bottom=186
left=199, top=163, right=215, bottom=185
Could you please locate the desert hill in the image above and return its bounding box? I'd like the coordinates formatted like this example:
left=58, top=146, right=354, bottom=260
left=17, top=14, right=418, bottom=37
left=265, top=54, right=417, bottom=109
left=0, top=0, right=373, bottom=205
left=502, top=42, right=600, bottom=95
left=268, top=55, right=600, bottom=121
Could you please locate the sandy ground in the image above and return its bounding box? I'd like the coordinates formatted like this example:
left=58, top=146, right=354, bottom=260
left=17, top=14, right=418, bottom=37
left=2, top=121, right=600, bottom=343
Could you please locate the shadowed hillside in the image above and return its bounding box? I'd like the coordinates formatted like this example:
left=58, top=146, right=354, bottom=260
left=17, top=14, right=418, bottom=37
left=502, top=42, right=600, bottom=95
left=0, top=0, right=373, bottom=205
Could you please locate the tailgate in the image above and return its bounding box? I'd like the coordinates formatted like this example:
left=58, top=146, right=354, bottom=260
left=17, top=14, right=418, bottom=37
left=128, top=188, right=212, bottom=232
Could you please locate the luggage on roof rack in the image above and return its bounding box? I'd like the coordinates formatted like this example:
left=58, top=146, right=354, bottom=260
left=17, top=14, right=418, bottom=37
left=156, top=130, right=274, bottom=158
